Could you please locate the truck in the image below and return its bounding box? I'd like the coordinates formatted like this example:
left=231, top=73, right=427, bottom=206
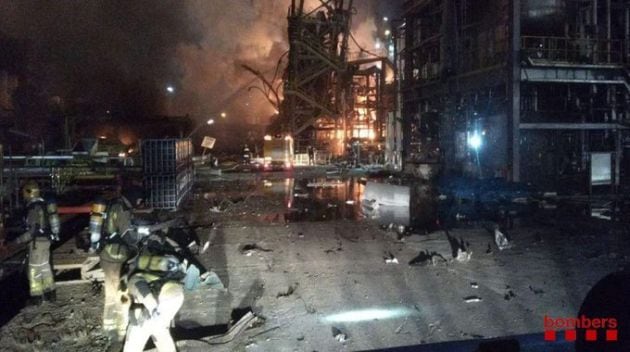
left=260, top=135, right=294, bottom=171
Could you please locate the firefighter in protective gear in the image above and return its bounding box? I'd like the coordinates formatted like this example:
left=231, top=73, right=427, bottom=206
left=124, top=243, right=186, bottom=352
left=90, top=197, right=134, bottom=343
left=15, top=180, right=60, bottom=303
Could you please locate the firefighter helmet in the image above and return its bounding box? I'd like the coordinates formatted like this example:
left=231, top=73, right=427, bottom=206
left=22, top=180, right=41, bottom=202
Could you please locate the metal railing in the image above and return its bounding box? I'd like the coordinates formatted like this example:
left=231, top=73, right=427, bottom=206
left=522, top=36, right=626, bottom=65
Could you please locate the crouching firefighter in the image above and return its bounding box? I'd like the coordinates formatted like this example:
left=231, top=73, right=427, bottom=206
left=124, top=235, right=186, bottom=352
left=90, top=197, right=134, bottom=343
left=15, top=181, right=60, bottom=304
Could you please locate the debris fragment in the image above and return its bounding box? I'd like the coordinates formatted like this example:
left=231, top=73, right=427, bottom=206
left=409, top=250, right=447, bottom=266
left=240, top=243, right=273, bottom=255
left=529, top=286, right=545, bottom=295
left=332, top=327, right=347, bottom=342
left=183, top=264, right=201, bottom=291
left=486, top=244, right=493, bottom=254
left=470, top=282, right=478, bottom=289
left=494, top=227, right=511, bottom=250
left=464, top=296, right=483, bottom=303
left=504, top=289, right=516, bottom=301
left=385, top=257, right=399, bottom=264
left=202, top=241, right=211, bottom=254
left=277, top=283, right=298, bottom=298
left=345, top=200, right=355, bottom=205
left=455, top=248, right=472, bottom=262
left=201, top=271, right=225, bottom=289
left=384, top=252, right=399, bottom=264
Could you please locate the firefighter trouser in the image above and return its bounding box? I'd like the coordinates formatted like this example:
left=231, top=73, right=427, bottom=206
left=101, top=257, right=130, bottom=342
left=28, top=237, right=54, bottom=297
left=124, top=281, right=184, bottom=352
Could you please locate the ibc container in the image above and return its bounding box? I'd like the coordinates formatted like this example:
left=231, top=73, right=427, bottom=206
left=142, top=139, right=193, bottom=174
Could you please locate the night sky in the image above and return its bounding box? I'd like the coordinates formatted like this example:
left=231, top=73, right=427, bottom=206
left=0, top=0, right=403, bottom=129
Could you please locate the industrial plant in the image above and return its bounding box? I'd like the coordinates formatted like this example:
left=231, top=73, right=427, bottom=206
left=0, top=1, right=629, bottom=351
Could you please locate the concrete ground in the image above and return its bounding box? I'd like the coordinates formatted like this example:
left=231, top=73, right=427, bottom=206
left=1, top=169, right=628, bottom=351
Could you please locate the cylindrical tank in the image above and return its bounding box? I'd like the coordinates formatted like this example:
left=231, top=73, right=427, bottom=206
left=522, top=0, right=567, bottom=36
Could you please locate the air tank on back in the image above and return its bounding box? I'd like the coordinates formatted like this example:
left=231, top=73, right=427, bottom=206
left=522, top=0, right=567, bottom=36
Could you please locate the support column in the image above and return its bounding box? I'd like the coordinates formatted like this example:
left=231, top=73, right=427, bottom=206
left=509, top=0, right=521, bottom=182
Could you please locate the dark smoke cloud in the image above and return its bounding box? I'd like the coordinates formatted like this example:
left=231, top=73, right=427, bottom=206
left=1, top=0, right=403, bottom=131
left=0, top=0, right=202, bottom=118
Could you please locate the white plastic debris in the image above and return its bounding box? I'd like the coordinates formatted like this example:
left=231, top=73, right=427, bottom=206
left=464, top=296, right=483, bottom=303
left=494, top=228, right=511, bottom=250
left=456, top=248, right=472, bottom=262
left=385, top=257, right=399, bottom=264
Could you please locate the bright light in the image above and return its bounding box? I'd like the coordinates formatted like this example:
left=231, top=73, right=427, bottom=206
left=166, top=86, right=175, bottom=93
left=220, top=112, right=227, bottom=118
left=207, top=119, right=215, bottom=125
left=323, top=307, right=413, bottom=323
left=284, top=135, right=293, bottom=141
left=468, top=131, right=483, bottom=150
left=383, top=17, right=389, bottom=22
left=118, top=152, right=126, bottom=158
left=99, top=135, right=107, bottom=139
left=384, top=29, right=391, bottom=36
left=264, top=135, right=272, bottom=141
left=274, top=109, right=280, bottom=115
left=375, top=41, right=382, bottom=49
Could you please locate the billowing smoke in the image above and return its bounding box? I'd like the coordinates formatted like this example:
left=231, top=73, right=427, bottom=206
left=0, top=0, right=403, bottom=148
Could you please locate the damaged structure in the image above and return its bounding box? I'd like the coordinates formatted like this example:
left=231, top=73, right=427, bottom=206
left=270, top=0, right=400, bottom=164
left=399, top=0, right=630, bottom=192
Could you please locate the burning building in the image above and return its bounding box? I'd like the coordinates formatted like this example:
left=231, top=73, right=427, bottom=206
left=270, top=0, right=397, bottom=163
left=399, top=0, right=630, bottom=192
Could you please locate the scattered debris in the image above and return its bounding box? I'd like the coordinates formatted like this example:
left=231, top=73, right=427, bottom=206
left=205, top=311, right=258, bottom=344
left=464, top=296, right=483, bottom=303
left=210, top=206, right=224, bottom=213
left=395, top=317, right=408, bottom=334
left=504, top=289, right=516, bottom=301
left=240, top=243, right=273, bottom=255
left=455, top=248, right=472, bottom=263
left=494, top=227, right=511, bottom=250
left=332, top=327, right=347, bottom=342
left=201, top=271, right=225, bottom=289
left=184, top=264, right=201, bottom=291
left=470, top=282, right=478, bottom=289
left=409, top=250, right=447, bottom=266
left=384, top=252, right=399, bottom=264
left=277, top=283, right=299, bottom=298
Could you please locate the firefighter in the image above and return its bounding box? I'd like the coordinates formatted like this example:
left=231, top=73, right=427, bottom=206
left=123, top=234, right=185, bottom=352
left=90, top=197, right=134, bottom=344
left=15, top=181, right=60, bottom=304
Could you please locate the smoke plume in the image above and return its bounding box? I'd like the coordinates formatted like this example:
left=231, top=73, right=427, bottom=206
left=0, top=0, right=403, bottom=136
